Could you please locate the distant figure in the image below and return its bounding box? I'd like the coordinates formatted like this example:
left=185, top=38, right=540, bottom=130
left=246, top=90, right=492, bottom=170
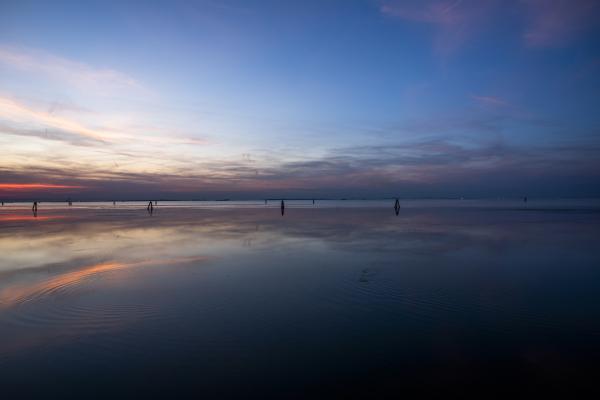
left=1, top=201, right=4, bottom=206
left=281, top=199, right=285, bottom=216
left=524, top=196, right=528, bottom=203
left=312, top=199, right=315, bottom=205
left=32, top=201, right=38, bottom=212
left=67, top=198, right=72, bottom=206
left=113, top=201, right=116, bottom=206
left=265, top=199, right=267, bottom=205
left=394, top=198, right=400, bottom=216
left=154, top=200, right=157, bottom=206
left=147, top=201, right=154, bottom=213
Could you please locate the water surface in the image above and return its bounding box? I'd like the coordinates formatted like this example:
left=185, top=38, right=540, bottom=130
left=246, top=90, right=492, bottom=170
left=1, top=200, right=600, bottom=397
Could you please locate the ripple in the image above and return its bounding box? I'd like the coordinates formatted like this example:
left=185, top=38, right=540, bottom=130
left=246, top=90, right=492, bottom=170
left=324, top=263, right=572, bottom=335
left=0, top=261, right=163, bottom=339
left=9, top=302, right=158, bottom=333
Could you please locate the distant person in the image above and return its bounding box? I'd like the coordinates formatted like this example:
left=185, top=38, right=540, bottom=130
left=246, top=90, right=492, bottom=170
left=155, top=201, right=157, bottom=206
left=394, top=198, right=400, bottom=216
left=113, top=201, right=116, bottom=206
left=147, top=201, right=154, bottom=212
left=281, top=200, right=285, bottom=216
left=32, top=201, right=38, bottom=212
left=313, top=199, right=315, bottom=205
left=265, top=199, right=267, bottom=205
left=1, top=201, right=3, bottom=206
left=524, top=196, right=528, bottom=203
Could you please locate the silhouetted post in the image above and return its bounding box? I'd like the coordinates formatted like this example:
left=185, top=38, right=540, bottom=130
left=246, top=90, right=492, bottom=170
left=281, top=199, right=285, bottom=216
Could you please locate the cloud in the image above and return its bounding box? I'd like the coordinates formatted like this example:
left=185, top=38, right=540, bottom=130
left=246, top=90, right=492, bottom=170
left=471, top=95, right=510, bottom=108
left=521, top=0, right=600, bottom=47
left=380, top=0, right=498, bottom=55
left=0, top=183, right=83, bottom=190
left=1, top=88, right=598, bottom=199
left=380, top=1, right=600, bottom=51
left=0, top=96, right=114, bottom=143
left=0, top=123, right=103, bottom=147
left=1, top=132, right=599, bottom=199
left=0, top=96, right=211, bottom=148
left=0, top=45, right=143, bottom=94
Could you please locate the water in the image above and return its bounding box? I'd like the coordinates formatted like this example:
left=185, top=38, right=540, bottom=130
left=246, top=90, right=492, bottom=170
left=1, top=200, right=600, bottom=397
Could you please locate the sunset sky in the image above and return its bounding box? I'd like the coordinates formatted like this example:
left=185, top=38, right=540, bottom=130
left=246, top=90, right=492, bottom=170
left=1, top=0, right=599, bottom=200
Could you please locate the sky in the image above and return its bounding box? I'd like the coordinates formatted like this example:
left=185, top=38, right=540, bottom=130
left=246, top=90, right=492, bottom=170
left=0, top=0, right=599, bottom=200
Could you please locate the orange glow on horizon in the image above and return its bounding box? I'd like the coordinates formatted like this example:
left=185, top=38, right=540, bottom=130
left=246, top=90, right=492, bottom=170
left=0, top=183, right=83, bottom=190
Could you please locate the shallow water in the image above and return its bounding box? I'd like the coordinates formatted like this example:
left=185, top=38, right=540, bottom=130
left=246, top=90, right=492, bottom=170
left=1, top=200, right=600, bottom=397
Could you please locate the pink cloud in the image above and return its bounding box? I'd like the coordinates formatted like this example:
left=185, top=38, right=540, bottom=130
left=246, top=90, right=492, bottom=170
left=381, top=1, right=599, bottom=51
left=380, top=0, right=465, bottom=24
left=521, top=0, right=600, bottom=47
left=0, top=46, right=144, bottom=93
left=470, top=95, right=510, bottom=108
left=380, top=0, right=497, bottom=55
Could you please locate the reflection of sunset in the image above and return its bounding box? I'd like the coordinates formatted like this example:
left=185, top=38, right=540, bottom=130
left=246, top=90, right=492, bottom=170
left=0, top=256, right=210, bottom=309
left=0, top=214, right=66, bottom=222
left=0, top=261, right=124, bottom=308
left=0, top=209, right=263, bottom=274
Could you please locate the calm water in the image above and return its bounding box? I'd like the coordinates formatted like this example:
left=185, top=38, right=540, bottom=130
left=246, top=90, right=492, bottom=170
left=1, top=200, right=600, bottom=397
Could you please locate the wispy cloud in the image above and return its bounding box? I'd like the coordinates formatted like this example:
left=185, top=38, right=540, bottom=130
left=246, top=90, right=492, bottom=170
left=0, top=96, right=211, bottom=148
left=471, top=95, right=510, bottom=108
left=0, top=183, right=83, bottom=190
left=0, top=96, right=114, bottom=143
left=521, top=0, right=600, bottom=47
left=380, top=0, right=497, bottom=55
left=0, top=46, right=144, bottom=94
left=3, top=133, right=598, bottom=199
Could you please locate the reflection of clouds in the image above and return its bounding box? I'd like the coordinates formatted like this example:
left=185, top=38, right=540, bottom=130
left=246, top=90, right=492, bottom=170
left=0, top=206, right=599, bottom=361
left=0, top=219, right=221, bottom=273
left=0, top=256, right=210, bottom=310
left=0, top=207, right=294, bottom=273
left=0, top=214, right=66, bottom=222
left=0, top=254, right=210, bottom=357
left=0, top=261, right=124, bottom=308
left=2, top=206, right=592, bottom=275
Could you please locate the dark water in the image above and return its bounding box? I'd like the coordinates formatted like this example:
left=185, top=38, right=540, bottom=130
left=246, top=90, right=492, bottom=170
left=1, top=200, right=600, bottom=397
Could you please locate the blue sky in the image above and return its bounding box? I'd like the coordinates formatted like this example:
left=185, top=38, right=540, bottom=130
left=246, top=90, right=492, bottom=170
left=1, top=0, right=599, bottom=199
